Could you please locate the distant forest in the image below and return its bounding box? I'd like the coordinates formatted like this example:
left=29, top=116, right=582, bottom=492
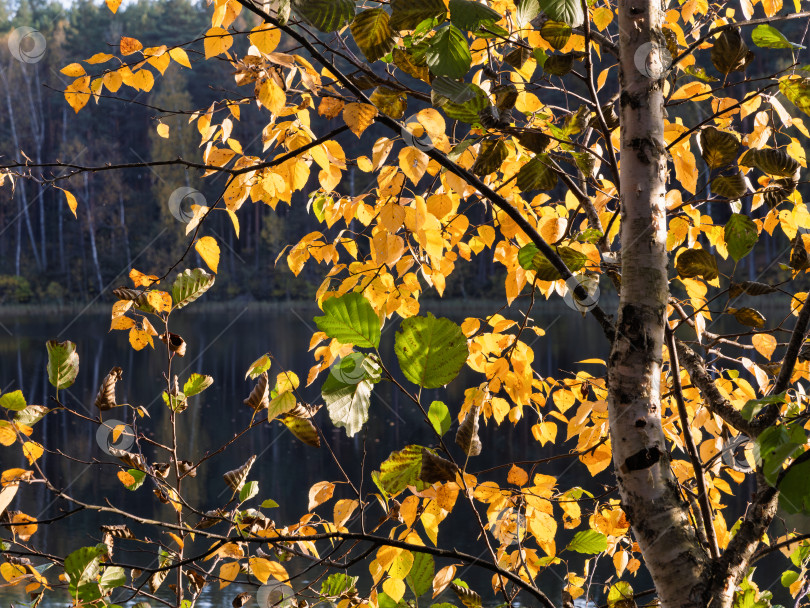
left=0, top=0, right=800, bottom=305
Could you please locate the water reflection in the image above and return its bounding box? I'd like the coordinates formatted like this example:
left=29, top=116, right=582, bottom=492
left=0, top=301, right=784, bottom=606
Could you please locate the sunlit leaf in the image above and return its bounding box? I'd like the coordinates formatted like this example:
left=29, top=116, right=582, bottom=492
left=395, top=313, right=468, bottom=388
left=314, top=292, right=381, bottom=348
left=46, top=340, right=79, bottom=391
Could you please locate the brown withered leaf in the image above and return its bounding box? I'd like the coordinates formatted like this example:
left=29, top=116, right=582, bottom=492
left=94, top=367, right=123, bottom=411
left=152, top=462, right=171, bottom=479
left=420, top=449, right=458, bottom=484
left=100, top=524, right=134, bottom=558
left=179, top=460, right=196, bottom=478
left=108, top=447, right=146, bottom=471
left=187, top=570, right=206, bottom=595
left=244, top=372, right=270, bottom=411
left=196, top=508, right=226, bottom=530
left=112, top=287, right=147, bottom=305
left=149, top=568, right=169, bottom=594
left=287, top=402, right=322, bottom=418
left=455, top=406, right=482, bottom=457
left=159, top=332, right=187, bottom=357
left=728, top=281, right=777, bottom=298
left=224, top=455, right=256, bottom=492
left=232, top=592, right=252, bottom=608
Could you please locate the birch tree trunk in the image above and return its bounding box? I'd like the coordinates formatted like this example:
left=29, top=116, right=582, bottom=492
left=608, top=0, right=710, bottom=605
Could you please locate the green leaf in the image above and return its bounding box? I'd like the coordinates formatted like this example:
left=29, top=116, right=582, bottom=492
left=268, top=390, right=297, bottom=421
left=395, top=313, right=468, bottom=388
left=778, top=457, right=810, bottom=514
left=711, top=173, right=748, bottom=199
left=741, top=393, right=786, bottom=421
left=46, top=340, right=79, bottom=390
left=99, top=566, right=126, bottom=591
left=543, top=54, right=575, bottom=76
left=731, top=307, right=766, bottom=328
left=378, top=445, right=426, bottom=495
left=351, top=9, right=396, bottom=62
left=516, top=0, right=540, bottom=26
left=471, top=139, right=508, bottom=176
left=0, top=389, right=27, bottom=411
left=607, top=582, right=634, bottom=608
left=292, top=0, right=354, bottom=32
left=428, top=400, right=451, bottom=436
left=245, top=354, right=271, bottom=380
left=755, top=424, right=806, bottom=486
left=321, top=573, right=359, bottom=597
left=537, top=0, right=583, bottom=27
left=676, top=248, right=719, bottom=280
left=540, top=20, right=571, bottom=50
left=516, top=155, right=558, bottom=191
left=64, top=545, right=107, bottom=597
left=751, top=24, right=804, bottom=50
left=700, top=127, right=739, bottom=169
left=407, top=552, right=435, bottom=597
left=439, top=85, right=490, bottom=124
left=710, top=28, right=754, bottom=75
left=121, top=469, right=146, bottom=490
left=684, top=65, right=719, bottom=82
left=15, top=405, right=49, bottom=426
left=739, top=147, right=800, bottom=177
left=724, top=213, right=758, bottom=262
left=183, top=373, right=213, bottom=397
left=449, top=0, right=501, bottom=31
left=425, top=26, right=472, bottom=78
left=517, top=244, right=588, bottom=281
left=323, top=354, right=381, bottom=437
left=239, top=480, right=259, bottom=502
left=172, top=268, right=215, bottom=310
left=261, top=499, right=279, bottom=508
left=566, top=530, right=607, bottom=554
left=781, top=570, right=800, bottom=588
left=780, top=77, right=810, bottom=118
left=390, top=0, right=447, bottom=31
left=314, top=292, right=381, bottom=348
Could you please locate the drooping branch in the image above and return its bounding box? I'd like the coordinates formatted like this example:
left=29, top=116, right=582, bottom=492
left=232, top=0, right=616, bottom=342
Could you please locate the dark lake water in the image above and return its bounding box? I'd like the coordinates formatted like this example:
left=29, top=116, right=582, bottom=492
left=0, top=301, right=795, bottom=607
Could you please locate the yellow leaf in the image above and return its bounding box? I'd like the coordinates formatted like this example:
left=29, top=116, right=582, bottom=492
left=432, top=565, right=456, bottom=598
left=249, top=25, right=281, bottom=54
left=61, top=63, right=85, bottom=77
left=670, top=81, right=712, bottom=101
left=146, top=290, right=172, bottom=312
left=752, top=334, right=777, bottom=360
left=399, top=146, right=428, bottom=184
left=195, top=236, right=220, bottom=274
left=333, top=498, right=359, bottom=528
left=120, top=36, right=143, bottom=56
left=169, top=47, right=192, bottom=68
left=130, top=268, right=158, bottom=287
left=383, top=578, right=406, bottom=603
left=308, top=481, right=335, bottom=511
left=64, top=77, right=91, bottom=113
left=531, top=421, right=557, bottom=446
left=249, top=557, right=288, bottom=584
left=0, top=562, right=27, bottom=583
left=21, top=442, right=43, bottom=464
left=227, top=209, right=240, bottom=238
left=343, top=103, right=378, bottom=138
left=129, top=328, right=153, bottom=351
left=204, top=28, right=233, bottom=59
left=106, top=0, right=121, bottom=12
left=156, top=123, right=170, bottom=138
left=11, top=512, right=38, bottom=541
left=218, top=562, right=241, bottom=589
left=258, top=78, right=286, bottom=115
left=86, top=53, right=114, bottom=64
left=592, top=6, right=613, bottom=30
left=61, top=189, right=78, bottom=217
left=507, top=464, right=529, bottom=487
